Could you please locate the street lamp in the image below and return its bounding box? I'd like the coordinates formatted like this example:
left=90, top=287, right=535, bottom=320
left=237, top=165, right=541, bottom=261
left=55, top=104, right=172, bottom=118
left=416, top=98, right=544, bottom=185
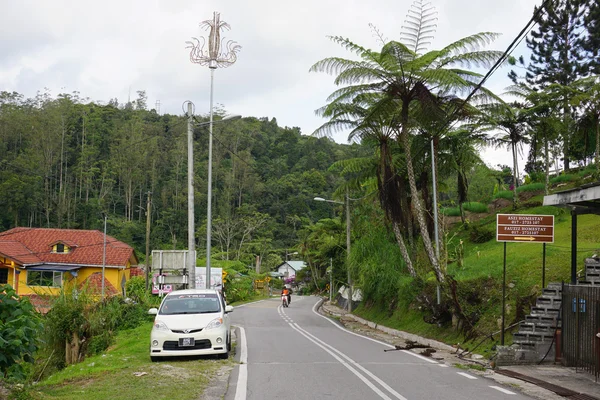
left=200, top=114, right=240, bottom=289
left=187, top=11, right=240, bottom=289
left=314, top=191, right=353, bottom=312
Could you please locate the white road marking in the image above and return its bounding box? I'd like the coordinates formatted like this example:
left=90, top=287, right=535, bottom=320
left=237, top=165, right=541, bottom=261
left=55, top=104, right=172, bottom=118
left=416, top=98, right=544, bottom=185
left=457, top=372, right=477, bottom=380
left=438, top=364, right=449, bottom=368
left=292, top=323, right=409, bottom=400
left=286, top=320, right=394, bottom=400
left=310, top=299, right=440, bottom=367
left=490, top=386, right=516, bottom=395
left=234, top=326, right=248, bottom=400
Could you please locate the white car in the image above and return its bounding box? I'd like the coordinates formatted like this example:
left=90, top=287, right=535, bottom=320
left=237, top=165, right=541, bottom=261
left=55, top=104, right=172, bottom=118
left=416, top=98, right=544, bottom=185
left=148, top=289, right=233, bottom=361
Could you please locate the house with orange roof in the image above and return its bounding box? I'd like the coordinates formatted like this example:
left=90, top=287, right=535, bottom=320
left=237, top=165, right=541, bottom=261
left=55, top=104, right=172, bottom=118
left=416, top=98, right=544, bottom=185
left=0, top=227, right=138, bottom=304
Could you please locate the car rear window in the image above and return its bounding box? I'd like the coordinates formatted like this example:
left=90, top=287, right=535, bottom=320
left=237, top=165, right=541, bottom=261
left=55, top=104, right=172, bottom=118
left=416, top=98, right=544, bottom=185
left=159, top=293, right=221, bottom=315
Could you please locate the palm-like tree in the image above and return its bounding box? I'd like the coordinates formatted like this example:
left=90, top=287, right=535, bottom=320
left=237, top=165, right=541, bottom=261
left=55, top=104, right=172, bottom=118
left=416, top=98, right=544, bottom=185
left=314, top=98, right=417, bottom=277
left=438, top=128, right=487, bottom=223
left=311, top=2, right=502, bottom=283
left=476, top=102, right=530, bottom=208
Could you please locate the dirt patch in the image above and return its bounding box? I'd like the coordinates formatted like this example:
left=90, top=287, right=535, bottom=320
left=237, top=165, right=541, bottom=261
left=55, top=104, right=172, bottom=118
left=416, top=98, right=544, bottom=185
left=490, top=198, right=512, bottom=211
left=150, top=363, right=194, bottom=379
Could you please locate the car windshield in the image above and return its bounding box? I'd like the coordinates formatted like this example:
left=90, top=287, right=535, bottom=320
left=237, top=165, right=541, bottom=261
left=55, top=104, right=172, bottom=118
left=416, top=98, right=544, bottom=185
left=159, top=293, right=221, bottom=315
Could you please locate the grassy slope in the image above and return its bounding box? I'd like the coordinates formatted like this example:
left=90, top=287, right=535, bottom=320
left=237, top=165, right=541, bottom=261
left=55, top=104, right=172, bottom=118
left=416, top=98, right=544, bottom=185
left=354, top=192, right=600, bottom=357
left=31, top=322, right=231, bottom=400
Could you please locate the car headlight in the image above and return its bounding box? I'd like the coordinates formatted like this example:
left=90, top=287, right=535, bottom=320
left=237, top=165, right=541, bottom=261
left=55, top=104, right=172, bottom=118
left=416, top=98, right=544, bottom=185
left=205, top=317, right=224, bottom=330
left=153, top=320, right=169, bottom=331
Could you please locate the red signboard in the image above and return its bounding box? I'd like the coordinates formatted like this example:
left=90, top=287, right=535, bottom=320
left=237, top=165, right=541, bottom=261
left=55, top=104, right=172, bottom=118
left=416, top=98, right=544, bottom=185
left=496, top=214, right=554, bottom=243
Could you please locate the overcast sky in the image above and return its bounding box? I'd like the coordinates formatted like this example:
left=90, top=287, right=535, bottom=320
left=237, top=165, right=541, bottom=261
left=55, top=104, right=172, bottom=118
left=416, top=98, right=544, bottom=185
left=0, top=0, right=541, bottom=172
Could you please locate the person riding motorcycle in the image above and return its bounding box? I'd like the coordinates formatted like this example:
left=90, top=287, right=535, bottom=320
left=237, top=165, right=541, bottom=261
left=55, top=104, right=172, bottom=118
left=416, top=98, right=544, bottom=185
left=281, top=287, right=291, bottom=305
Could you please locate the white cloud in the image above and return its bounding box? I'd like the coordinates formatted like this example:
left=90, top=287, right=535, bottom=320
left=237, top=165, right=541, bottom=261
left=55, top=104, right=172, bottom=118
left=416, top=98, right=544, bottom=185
left=0, top=0, right=541, bottom=171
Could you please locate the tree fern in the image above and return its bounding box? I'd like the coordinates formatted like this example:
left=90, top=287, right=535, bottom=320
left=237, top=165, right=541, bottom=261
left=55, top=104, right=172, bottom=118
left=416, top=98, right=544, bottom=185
left=400, top=0, right=438, bottom=55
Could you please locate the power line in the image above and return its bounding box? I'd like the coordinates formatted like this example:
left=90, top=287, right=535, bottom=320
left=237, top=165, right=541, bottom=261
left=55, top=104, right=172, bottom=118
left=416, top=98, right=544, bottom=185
left=437, top=0, right=554, bottom=136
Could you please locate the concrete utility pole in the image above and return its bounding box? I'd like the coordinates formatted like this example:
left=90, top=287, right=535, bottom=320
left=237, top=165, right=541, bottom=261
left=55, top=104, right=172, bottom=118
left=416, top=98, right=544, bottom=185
left=145, top=191, right=152, bottom=290
left=101, top=214, right=107, bottom=298
left=187, top=102, right=196, bottom=288
left=345, top=189, right=352, bottom=313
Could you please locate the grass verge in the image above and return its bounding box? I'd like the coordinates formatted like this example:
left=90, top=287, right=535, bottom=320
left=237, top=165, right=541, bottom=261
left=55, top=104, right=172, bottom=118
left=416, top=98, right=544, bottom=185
left=29, top=322, right=231, bottom=400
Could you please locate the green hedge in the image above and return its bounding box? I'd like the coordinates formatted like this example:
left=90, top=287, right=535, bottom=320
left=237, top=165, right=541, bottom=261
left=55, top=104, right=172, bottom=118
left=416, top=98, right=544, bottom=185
left=463, top=202, right=488, bottom=213
left=516, top=183, right=545, bottom=193
left=493, top=190, right=514, bottom=200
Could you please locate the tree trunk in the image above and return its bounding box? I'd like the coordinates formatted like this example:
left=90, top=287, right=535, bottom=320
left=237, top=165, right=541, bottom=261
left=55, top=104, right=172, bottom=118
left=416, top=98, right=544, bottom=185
left=596, top=115, right=600, bottom=177
left=512, top=141, right=519, bottom=209
left=392, top=222, right=416, bottom=277
left=400, top=128, right=444, bottom=283
left=545, top=133, right=550, bottom=196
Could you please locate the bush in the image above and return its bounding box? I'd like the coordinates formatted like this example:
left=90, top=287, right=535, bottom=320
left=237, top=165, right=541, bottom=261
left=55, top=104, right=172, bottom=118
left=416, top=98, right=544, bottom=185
left=550, top=174, right=577, bottom=184
left=0, top=285, right=42, bottom=380
left=462, top=202, right=488, bottom=213
left=516, top=183, right=545, bottom=193
left=226, top=276, right=255, bottom=303
left=441, top=207, right=461, bottom=216
left=40, top=287, right=152, bottom=378
left=493, top=190, right=513, bottom=200
left=469, top=225, right=494, bottom=243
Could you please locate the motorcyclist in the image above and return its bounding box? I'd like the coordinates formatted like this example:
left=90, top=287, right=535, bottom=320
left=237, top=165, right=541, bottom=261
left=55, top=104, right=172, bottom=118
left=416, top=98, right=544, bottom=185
left=282, top=287, right=291, bottom=305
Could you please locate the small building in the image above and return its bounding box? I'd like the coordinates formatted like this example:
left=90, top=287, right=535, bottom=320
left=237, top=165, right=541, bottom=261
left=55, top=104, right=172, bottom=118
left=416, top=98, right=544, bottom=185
left=275, top=261, right=307, bottom=280
left=0, top=227, right=138, bottom=305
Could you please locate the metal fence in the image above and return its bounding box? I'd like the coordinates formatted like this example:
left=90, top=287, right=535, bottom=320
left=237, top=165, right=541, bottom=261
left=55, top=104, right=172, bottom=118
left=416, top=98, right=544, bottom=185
left=562, top=284, right=600, bottom=381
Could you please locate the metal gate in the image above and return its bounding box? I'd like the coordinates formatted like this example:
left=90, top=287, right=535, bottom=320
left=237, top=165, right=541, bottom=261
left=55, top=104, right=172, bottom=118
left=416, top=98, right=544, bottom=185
left=562, top=284, right=600, bottom=381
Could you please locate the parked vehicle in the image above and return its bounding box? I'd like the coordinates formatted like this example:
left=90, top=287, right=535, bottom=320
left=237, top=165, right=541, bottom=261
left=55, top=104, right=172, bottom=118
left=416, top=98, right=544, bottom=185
left=148, top=289, right=233, bottom=361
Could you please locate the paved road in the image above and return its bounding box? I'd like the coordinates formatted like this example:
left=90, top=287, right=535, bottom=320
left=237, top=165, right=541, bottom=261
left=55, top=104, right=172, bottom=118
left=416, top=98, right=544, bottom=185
left=225, top=296, right=535, bottom=400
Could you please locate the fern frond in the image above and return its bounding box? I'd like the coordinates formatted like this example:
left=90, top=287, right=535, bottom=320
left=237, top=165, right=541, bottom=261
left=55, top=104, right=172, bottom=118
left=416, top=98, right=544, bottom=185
left=439, top=32, right=501, bottom=57
left=400, top=0, right=438, bottom=54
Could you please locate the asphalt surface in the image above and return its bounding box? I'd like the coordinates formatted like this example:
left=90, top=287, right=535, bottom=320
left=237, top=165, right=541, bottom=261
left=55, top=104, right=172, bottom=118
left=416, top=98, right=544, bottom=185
left=225, top=296, right=537, bottom=400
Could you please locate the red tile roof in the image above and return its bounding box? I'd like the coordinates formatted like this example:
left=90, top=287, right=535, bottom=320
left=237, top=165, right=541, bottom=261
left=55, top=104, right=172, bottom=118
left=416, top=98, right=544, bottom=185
left=130, top=266, right=144, bottom=277
left=0, top=241, right=41, bottom=264
left=0, top=227, right=137, bottom=267
left=20, top=294, right=53, bottom=314
left=79, top=272, right=119, bottom=297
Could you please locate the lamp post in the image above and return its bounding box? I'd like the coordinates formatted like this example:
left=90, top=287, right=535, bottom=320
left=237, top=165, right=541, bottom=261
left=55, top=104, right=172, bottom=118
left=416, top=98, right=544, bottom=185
left=188, top=11, right=240, bottom=289
left=314, top=191, right=353, bottom=312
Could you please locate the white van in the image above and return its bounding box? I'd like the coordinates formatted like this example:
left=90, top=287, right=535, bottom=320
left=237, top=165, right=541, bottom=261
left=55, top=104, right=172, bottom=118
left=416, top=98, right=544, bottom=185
left=148, top=289, right=233, bottom=361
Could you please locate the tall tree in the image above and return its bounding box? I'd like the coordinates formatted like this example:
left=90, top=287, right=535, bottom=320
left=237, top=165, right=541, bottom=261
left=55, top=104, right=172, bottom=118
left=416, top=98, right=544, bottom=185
left=525, top=0, right=588, bottom=170
left=581, top=0, right=600, bottom=74
left=311, top=1, right=502, bottom=283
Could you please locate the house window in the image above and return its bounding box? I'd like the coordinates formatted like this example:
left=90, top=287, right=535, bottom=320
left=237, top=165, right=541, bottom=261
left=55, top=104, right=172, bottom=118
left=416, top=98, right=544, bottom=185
left=56, top=243, right=65, bottom=253
left=27, top=271, right=62, bottom=287
left=0, top=268, right=8, bottom=284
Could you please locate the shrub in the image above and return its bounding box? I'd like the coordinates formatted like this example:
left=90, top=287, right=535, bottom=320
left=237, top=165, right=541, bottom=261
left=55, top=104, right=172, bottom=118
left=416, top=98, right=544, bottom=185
left=0, top=285, right=42, bottom=380
left=550, top=174, right=577, bottom=184
left=493, top=190, right=513, bottom=200
left=441, top=207, right=461, bottom=216
left=462, top=202, right=488, bottom=213
left=516, top=183, right=545, bottom=193
left=469, top=225, right=494, bottom=243
left=226, top=276, right=255, bottom=303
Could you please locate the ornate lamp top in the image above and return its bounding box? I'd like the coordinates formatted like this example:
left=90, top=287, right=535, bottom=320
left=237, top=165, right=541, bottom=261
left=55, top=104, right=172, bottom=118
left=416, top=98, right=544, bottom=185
left=187, top=11, right=241, bottom=69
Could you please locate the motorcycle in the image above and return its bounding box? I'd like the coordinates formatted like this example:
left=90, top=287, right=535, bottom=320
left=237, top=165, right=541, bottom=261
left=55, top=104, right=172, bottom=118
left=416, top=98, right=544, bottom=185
left=281, top=294, right=288, bottom=308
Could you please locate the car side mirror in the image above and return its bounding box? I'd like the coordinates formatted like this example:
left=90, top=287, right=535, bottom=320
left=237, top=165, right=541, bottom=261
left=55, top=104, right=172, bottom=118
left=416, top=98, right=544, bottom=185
left=225, top=305, right=233, bottom=313
left=148, top=308, right=158, bottom=315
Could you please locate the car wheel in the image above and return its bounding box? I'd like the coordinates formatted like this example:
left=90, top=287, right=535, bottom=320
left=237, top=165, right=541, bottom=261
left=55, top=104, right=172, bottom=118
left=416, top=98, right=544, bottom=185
left=218, top=349, right=229, bottom=359
left=150, top=356, right=159, bottom=362
left=226, top=333, right=232, bottom=352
